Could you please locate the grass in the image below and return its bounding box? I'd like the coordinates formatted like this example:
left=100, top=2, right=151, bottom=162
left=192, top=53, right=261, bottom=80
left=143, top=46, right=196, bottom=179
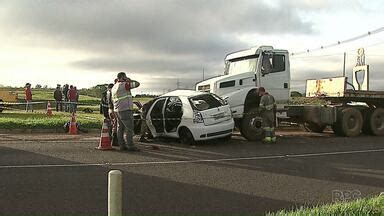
left=0, top=96, right=152, bottom=130
left=268, top=195, right=384, bottom=216
left=0, top=111, right=104, bottom=130
left=1, top=87, right=153, bottom=130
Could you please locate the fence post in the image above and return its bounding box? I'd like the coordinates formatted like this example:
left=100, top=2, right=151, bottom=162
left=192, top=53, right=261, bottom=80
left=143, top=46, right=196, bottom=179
left=108, top=170, right=122, bottom=216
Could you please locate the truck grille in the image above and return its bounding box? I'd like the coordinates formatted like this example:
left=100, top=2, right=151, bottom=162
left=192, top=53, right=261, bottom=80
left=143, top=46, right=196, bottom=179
left=197, top=84, right=210, bottom=92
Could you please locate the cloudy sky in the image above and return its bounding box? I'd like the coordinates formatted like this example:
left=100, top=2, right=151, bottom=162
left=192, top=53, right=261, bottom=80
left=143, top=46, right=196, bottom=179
left=0, top=0, right=383, bottom=94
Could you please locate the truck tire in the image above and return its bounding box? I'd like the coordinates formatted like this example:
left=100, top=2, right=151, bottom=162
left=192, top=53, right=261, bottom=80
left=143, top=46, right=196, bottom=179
left=367, top=108, right=384, bottom=136
left=331, top=122, right=343, bottom=136
left=240, top=107, right=264, bottom=141
left=339, top=108, right=363, bottom=137
left=331, top=108, right=344, bottom=136
left=304, top=122, right=326, bottom=133
left=0, top=99, right=3, bottom=113
left=362, top=109, right=374, bottom=135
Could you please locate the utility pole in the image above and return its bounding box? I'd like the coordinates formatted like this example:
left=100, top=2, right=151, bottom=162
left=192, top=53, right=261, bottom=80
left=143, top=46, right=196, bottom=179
left=343, top=52, right=346, bottom=77
left=176, top=79, right=181, bottom=89
left=202, top=66, right=205, bottom=81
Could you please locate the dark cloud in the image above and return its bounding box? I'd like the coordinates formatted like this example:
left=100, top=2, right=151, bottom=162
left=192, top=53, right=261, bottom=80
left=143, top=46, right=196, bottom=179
left=1, top=0, right=314, bottom=91
left=2, top=0, right=313, bottom=56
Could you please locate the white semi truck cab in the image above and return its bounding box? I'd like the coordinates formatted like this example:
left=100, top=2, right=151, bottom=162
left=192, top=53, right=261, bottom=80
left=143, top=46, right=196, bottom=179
left=197, top=46, right=384, bottom=139
left=196, top=46, right=290, bottom=140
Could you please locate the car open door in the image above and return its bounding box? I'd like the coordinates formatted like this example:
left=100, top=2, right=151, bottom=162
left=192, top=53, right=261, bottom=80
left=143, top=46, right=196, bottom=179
left=147, top=98, right=166, bottom=136
left=164, top=96, right=183, bottom=133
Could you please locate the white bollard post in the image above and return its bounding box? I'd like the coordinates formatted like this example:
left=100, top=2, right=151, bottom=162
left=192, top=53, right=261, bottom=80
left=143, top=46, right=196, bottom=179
left=108, top=170, right=122, bottom=216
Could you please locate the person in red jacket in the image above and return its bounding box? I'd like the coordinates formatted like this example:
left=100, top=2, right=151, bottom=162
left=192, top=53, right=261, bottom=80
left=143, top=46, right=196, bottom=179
left=67, top=85, right=77, bottom=113
left=24, top=83, right=33, bottom=112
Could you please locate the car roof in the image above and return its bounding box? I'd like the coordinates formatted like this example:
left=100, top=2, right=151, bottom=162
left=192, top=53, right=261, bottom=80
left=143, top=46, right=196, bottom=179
left=161, top=90, right=209, bottom=97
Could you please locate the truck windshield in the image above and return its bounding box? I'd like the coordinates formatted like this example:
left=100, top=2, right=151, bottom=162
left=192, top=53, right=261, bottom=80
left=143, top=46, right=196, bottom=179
left=225, top=55, right=259, bottom=75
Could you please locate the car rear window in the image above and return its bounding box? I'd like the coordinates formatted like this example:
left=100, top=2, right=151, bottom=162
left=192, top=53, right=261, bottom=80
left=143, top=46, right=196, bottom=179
left=189, top=94, right=224, bottom=111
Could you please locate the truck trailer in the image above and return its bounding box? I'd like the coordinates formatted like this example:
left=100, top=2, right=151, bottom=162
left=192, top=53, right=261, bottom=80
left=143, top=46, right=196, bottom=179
left=196, top=46, right=384, bottom=140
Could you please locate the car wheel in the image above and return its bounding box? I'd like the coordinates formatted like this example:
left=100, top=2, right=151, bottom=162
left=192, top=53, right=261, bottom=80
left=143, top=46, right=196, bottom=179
left=179, top=127, right=195, bottom=145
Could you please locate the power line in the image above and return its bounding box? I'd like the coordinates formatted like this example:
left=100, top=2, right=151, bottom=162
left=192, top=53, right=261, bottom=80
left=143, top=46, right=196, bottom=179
left=291, top=26, right=384, bottom=56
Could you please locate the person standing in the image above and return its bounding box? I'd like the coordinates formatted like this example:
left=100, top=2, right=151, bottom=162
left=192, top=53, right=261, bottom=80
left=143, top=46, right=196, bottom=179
left=106, top=83, right=118, bottom=146
left=74, top=86, right=79, bottom=113
left=63, top=84, right=69, bottom=112
left=111, top=72, right=140, bottom=151
left=100, top=90, right=109, bottom=119
left=258, top=87, right=276, bottom=143
left=139, top=99, right=155, bottom=142
left=67, top=85, right=77, bottom=113
left=54, top=84, right=63, bottom=112
left=24, top=83, right=33, bottom=112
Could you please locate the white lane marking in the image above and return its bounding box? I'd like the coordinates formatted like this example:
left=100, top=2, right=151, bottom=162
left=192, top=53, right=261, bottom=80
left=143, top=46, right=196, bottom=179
left=0, top=148, right=384, bottom=169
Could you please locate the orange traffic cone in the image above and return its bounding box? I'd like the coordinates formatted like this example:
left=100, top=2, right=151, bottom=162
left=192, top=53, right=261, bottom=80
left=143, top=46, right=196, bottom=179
left=96, top=118, right=113, bottom=150
left=68, top=112, right=78, bottom=135
left=46, top=102, right=53, bottom=117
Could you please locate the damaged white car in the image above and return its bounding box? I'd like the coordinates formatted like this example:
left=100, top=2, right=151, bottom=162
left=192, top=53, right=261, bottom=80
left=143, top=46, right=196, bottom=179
left=144, top=90, right=234, bottom=144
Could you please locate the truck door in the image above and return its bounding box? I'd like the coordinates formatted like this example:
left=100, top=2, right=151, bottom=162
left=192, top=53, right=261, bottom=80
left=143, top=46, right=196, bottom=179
left=259, top=52, right=290, bottom=106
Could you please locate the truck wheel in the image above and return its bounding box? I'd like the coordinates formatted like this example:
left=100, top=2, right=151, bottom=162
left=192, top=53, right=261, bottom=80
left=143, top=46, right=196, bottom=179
left=234, top=118, right=242, bottom=131
left=362, top=109, right=374, bottom=135
left=331, top=109, right=344, bottom=136
left=304, top=122, right=326, bottom=133
left=0, top=99, right=3, bottom=112
left=331, top=122, right=342, bottom=136
left=339, top=108, right=363, bottom=137
left=240, top=107, right=264, bottom=141
left=368, top=108, right=384, bottom=136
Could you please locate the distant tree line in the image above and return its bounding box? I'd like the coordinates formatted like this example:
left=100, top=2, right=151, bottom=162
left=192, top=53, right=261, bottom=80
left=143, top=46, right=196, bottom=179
left=79, top=84, right=158, bottom=98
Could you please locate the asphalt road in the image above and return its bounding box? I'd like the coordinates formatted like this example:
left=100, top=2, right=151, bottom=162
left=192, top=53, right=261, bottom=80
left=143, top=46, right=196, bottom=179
left=0, top=130, right=383, bottom=215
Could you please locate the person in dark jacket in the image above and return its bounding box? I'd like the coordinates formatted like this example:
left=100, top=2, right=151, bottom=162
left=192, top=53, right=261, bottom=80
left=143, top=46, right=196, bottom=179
left=100, top=90, right=109, bottom=119
left=54, top=84, right=63, bottom=112
left=63, top=84, right=69, bottom=112
left=258, top=87, right=277, bottom=143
